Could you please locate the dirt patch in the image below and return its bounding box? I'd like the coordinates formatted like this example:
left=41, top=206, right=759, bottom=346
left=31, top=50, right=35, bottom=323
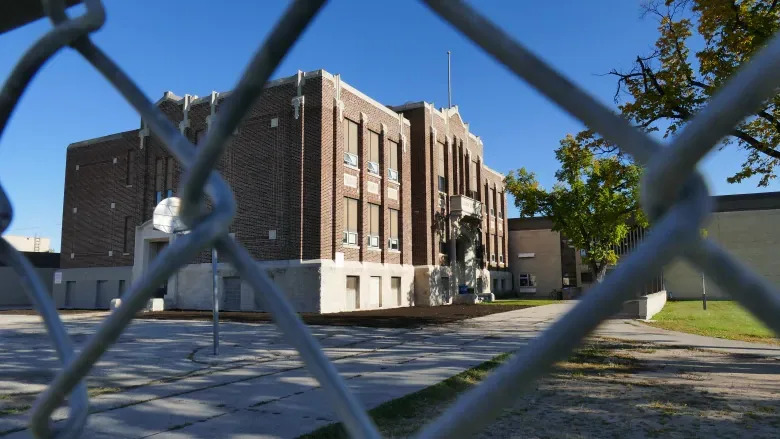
left=0, top=309, right=103, bottom=316
left=305, top=339, right=780, bottom=438
left=138, top=304, right=532, bottom=328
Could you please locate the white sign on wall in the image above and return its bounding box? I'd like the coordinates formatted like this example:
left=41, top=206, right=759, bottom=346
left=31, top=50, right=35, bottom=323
left=54, top=271, right=62, bottom=284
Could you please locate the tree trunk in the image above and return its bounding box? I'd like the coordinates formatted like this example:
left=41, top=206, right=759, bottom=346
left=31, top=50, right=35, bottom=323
left=595, top=263, right=609, bottom=283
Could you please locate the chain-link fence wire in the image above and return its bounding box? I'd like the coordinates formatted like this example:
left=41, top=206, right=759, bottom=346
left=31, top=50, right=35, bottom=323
left=0, top=0, right=778, bottom=437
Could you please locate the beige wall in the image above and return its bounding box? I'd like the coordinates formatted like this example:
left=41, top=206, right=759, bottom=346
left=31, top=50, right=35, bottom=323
left=507, top=228, right=563, bottom=297
left=5, top=235, right=52, bottom=252
left=664, top=209, right=780, bottom=299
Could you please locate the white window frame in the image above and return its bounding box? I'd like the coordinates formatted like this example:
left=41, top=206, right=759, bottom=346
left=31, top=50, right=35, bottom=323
left=388, top=168, right=399, bottom=182
left=518, top=273, right=537, bottom=287
left=343, top=231, right=358, bottom=245
left=388, top=238, right=399, bottom=250
left=344, top=151, right=358, bottom=168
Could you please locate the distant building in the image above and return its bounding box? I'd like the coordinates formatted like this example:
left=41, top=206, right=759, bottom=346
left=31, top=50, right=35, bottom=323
left=507, top=191, right=780, bottom=301
left=4, top=235, right=52, bottom=253
left=664, top=191, right=780, bottom=299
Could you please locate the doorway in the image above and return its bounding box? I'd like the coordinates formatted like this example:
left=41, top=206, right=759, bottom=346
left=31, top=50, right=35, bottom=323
left=148, top=241, right=169, bottom=298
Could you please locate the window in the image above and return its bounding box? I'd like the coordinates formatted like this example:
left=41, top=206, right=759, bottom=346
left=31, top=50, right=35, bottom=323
left=125, top=150, right=135, bottom=185
left=155, top=157, right=164, bottom=204
left=469, top=160, right=477, bottom=195
left=165, top=158, right=174, bottom=198
left=388, top=208, right=399, bottom=250
left=343, top=118, right=359, bottom=166
left=499, top=254, right=504, bottom=263
left=437, top=142, right=446, bottom=192
left=343, top=197, right=359, bottom=245
left=438, top=192, right=447, bottom=209
left=367, top=203, right=380, bottom=248
left=490, top=188, right=496, bottom=216
left=346, top=276, right=360, bottom=309
left=123, top=216, right=133, bottom=253
left=154, top=157, right=175, bottom=204
left=518, top=273, right=537, bottom=287
left=439, top=238, right=448, bottom=255
left=118, top=279, right=126, bottom=297
left=388, top=139, right=399, bottom=182
left=368, top=131, right=380, bottom=174
left=490, top=253, right=496, bottom=263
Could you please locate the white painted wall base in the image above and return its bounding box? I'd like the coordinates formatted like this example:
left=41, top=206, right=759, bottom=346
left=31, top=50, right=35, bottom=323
left=620, top=290, right=667, bottom=320
left=413, top=265, right=453, bottom=306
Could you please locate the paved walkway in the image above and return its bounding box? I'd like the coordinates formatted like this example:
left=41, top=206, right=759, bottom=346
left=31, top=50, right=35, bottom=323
left=0, top=304, right=776, bottom=438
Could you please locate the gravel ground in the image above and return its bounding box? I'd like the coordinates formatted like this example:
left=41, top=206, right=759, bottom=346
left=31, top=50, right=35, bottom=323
left=352, top=339, right=780, bottom=439
left=481, top=342, right=779, bottom=438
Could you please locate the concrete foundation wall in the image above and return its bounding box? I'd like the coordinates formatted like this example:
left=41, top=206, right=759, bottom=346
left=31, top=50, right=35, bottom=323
left=488, top=270, right=513, bottom=296
left=664, top=209, right=780, bottom=299
left=52, top=266, right=133, bottom=309
left=320, top=261, right=415, bottom=313
left=620, top=291, right=667, bottom=320
left=0, top=267, right=56, bottom=307
left=413, top=265, right=454, bottom=307
left=78, top=259, right=415, bottom=314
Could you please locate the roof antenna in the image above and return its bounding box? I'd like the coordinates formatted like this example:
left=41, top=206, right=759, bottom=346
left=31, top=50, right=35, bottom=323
left=447, top=50, right=452, bottom=108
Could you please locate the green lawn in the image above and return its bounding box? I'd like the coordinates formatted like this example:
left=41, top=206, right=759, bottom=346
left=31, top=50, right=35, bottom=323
left=646, top=301, right=778, bottom=345
left=481, top=299, right=561, bottom=307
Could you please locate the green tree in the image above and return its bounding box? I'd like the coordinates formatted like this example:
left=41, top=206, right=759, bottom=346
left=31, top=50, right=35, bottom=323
left=605, top=0, right=780, bottom=186
left=505, top=135, right=647, bottom=283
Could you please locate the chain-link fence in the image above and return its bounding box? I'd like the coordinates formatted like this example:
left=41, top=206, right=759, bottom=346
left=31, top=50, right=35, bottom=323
left=1, top=0, right=778, bottom=438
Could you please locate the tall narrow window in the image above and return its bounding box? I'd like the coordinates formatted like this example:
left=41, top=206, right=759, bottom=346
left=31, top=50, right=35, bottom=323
left=469, top=160, right=477, bottom=197
left=155, top=158, right=164, bottom=204
left=343, top=119, right=359, bottom=167
left=368, top=203, right=380, bottom=248
left=123, top=216, right=132, bottom=253
left=437, top=142, right=446, bottom=192
left=388, top=139, right=399, bottom=182
left=490, top=187, right=496, bottom=216
left=388, top=208, right=399, bottom=250
left=368, top=131, right=380, bottom=174
left=343, top=197, right=359, bottom=245
left=125, top=150, right=135, bottom=185
left=165, top=157, right=174, bottom=198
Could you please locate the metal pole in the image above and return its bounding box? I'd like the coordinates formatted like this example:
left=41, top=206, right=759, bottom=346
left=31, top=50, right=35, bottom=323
left=212, top=247, right=219, bottom=355
left=701, top=272, right=707, bottom=310
left=447, top=51, right=452, bottom=108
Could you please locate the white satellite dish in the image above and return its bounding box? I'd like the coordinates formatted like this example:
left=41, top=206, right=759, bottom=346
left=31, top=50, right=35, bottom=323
left=153, top=197, right=187, bottom=234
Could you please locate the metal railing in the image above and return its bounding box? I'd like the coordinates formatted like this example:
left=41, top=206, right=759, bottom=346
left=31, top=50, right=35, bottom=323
left=0, top=0, right=778, bottom=438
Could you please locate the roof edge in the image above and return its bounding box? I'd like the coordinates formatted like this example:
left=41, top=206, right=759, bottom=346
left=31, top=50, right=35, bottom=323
left=67, top=130, right=138, bottom=150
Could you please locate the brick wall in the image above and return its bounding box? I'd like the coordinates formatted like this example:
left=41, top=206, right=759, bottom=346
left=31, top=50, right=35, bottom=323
left=326, top=77, right=412, bottom=266
left=61, top=71, right=416, bottom=271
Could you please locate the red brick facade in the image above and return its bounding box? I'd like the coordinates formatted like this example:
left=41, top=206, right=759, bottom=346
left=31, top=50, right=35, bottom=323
left=391, top=103, right=509, bottom=271
left=60, top=71, right=413, bottom=269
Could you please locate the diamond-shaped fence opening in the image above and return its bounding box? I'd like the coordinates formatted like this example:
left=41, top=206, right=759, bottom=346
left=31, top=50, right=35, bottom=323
left=0, top=1, right=778, bottom=438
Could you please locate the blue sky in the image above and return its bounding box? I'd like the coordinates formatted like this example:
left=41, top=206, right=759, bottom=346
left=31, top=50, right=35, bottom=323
left=0, top=1, right=775, bottom=251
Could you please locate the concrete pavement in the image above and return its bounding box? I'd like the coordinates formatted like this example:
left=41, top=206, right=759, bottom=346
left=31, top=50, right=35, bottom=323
left=0, top=303, right=776, bottom=438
